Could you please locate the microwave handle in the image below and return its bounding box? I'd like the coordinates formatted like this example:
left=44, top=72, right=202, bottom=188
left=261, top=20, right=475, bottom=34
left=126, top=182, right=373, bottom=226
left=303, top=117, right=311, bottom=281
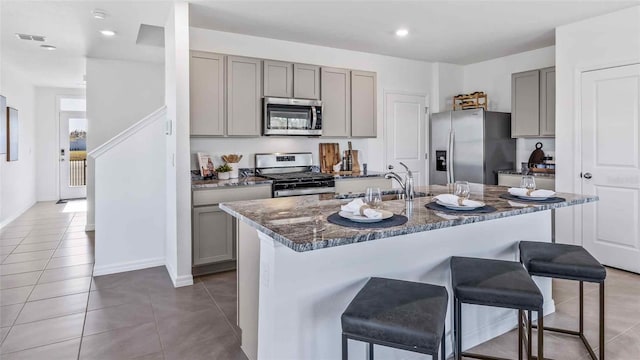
left=311, top=106, right=318, bottom=129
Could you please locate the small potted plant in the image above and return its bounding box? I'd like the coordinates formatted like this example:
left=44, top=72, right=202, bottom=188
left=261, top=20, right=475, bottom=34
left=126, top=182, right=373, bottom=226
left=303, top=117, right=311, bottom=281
left=216, top=164, right=233, bottom=180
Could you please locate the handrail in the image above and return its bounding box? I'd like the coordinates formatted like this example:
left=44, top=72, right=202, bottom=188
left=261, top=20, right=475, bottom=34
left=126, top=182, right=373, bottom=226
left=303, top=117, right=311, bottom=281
left=88, top=106, right=167, bottom=159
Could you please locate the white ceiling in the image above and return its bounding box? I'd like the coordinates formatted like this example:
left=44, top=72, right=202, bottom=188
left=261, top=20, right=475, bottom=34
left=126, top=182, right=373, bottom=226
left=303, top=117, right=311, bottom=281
left=190, top=0, right=640, bottom=64
left=1, top=1, right=171, bottom=88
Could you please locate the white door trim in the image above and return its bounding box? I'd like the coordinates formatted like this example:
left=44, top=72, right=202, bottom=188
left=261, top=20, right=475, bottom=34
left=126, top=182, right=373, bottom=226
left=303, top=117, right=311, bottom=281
left=382, top=89, right=429, bottom=184
left=56, top=94, right=86, bottom=200
left=59, top=110, right=87, bottom=200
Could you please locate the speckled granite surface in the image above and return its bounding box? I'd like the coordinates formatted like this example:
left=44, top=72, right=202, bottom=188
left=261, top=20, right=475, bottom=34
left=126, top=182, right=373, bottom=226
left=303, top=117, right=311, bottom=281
left=192, top=176, right=272, bottom=189
left=331, top=171, right=386, bottom=179
left=219, top=185, right=597, bottom=252
left=498, top=170, right=556, bottom=178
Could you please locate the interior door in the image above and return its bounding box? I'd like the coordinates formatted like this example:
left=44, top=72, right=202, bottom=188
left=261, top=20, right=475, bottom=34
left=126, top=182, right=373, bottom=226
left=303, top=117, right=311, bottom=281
left=59, top=111, right=87, bottom=200
left=581, top=63, right=640, bottom=273
left=385, top=92, right=427, bottom=186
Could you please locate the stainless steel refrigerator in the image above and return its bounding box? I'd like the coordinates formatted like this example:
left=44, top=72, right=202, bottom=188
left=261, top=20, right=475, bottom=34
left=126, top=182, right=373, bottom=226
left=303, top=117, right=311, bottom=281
left=429, top=109, right=515, bottom=185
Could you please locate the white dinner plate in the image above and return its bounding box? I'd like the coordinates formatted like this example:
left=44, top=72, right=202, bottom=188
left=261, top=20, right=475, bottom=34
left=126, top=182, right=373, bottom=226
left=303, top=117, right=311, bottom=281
left=515, top=195, right=550, bottom=200
left=436, top=200, right=485, bottom=211
left=338, top=210, right=394, bottom=223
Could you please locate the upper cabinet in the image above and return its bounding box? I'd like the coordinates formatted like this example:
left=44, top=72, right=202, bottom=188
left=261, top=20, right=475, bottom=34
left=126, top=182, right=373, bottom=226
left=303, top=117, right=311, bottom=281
left=263, top=60, right=293, bottom=98
left=511, top=67, right=555, bottom=138
left=293, top=64, right=321, bottom=100
left=320, top=67, right=351, bottom=137
left=227, top=56, right=262, bottom=137
left=190, top=51, right=225, bottom=136
left=351, top=70, right=377, bottom=137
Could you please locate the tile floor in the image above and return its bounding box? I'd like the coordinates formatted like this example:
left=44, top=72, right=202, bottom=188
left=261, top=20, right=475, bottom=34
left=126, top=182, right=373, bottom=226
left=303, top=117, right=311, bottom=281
left=1, top=201, right=639, bottom=359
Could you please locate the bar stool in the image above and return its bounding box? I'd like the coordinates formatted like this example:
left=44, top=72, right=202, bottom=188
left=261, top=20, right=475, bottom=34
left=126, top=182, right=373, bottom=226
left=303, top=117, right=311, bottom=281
left=450, top=256, right=544, bottom=360
left=341, top=277, right=448, bottom=360
left=519, top=241, right=607, bottom=360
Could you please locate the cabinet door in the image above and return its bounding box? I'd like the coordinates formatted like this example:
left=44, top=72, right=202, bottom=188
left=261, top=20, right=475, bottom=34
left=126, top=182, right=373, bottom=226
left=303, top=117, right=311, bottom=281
left=540, top=67, right=556, bottom=136
left=193, top=206, right=234, bottom=265
left=190, top=51, right=225, bottom=136
left=320, top=67, right=351, bottom=137
left=293, top=64, right=320, bottom=99
left=227, top=56, right=262, bottom=136
left=511, top=70, right=540, bottom=137
left=263, top=60, right=293, bottom=98
left=351, top=70, right=377, bottom=137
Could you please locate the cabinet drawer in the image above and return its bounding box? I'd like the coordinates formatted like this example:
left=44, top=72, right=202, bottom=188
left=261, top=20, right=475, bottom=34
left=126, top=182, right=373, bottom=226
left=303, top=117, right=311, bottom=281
left=193, top=185, right=272, bottom=206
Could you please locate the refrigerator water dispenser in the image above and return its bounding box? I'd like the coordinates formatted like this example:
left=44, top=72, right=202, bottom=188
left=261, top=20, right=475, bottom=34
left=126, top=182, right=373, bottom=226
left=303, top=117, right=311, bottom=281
left=436, top=151, right=447, bottom=171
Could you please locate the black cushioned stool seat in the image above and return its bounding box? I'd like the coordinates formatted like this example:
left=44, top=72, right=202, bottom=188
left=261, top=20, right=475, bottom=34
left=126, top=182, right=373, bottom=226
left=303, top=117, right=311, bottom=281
left=519, top=241, right=607, bottom=360
left=341, top=277, right=448, bottom=360
left=450, top=256, right=544, bottom=360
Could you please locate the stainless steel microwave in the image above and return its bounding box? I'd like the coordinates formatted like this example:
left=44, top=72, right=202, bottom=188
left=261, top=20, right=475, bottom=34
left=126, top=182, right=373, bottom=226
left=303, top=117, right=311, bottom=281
left=263, top=97, right=322, bottom=136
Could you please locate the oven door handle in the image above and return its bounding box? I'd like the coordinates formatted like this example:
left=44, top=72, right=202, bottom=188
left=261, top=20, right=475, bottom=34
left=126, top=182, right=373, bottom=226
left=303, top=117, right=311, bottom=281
left=274, top=187, right=335, bottom=198
left=311, top=106, right=318, bottom=130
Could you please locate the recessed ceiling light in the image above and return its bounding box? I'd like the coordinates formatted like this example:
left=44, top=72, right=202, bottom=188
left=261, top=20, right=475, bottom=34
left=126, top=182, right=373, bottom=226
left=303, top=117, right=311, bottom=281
left=395, top=28, right=409, bottom=37
left=40, top=44, right=57, bottom=50
left=92, top=9, right=107, bottom=20
left=100, top=30, right=116, bottom=37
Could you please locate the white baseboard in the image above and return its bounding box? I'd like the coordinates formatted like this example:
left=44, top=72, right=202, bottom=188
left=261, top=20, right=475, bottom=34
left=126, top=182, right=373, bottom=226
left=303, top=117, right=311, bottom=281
left=93, top=257, right=165, bottom=276
left=0, top=201, right=37, bottom=229
left=164, top=261, right=194, bottom=288
left=85, top=223, right=95, bottom=232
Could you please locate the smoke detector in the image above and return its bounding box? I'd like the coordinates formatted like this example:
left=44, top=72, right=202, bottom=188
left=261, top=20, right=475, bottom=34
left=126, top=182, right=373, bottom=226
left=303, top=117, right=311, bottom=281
left=16, top=33, right=46, bottom=42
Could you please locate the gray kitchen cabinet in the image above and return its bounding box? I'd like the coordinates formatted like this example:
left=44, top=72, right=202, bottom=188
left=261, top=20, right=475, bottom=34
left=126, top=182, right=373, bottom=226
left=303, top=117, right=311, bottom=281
left=351, top=70, right=377, bottom=137
left=511, top=67, right=556, bottom=138
left=227, top=56, right=262, bottom=136
left=293, top=63, right=320, bottom=99
left=263, top=60, right=293, bottom=98
left=320, top=67, right=351, bottom=137
left=540, top=67, right=556, bottom=136
left=511, top=70, right=540, bottom=137
left=190, top=51, right=225, bottom=136
left=192, top=205, right=234, bottom=266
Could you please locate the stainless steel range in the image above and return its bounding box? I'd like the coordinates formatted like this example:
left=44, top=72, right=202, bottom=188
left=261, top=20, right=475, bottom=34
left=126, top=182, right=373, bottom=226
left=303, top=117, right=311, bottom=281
left=255, top=153, right=335, bottom=197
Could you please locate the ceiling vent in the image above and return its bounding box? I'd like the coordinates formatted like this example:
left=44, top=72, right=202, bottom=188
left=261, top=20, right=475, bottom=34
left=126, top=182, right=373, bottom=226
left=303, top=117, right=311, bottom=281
left=16, top=33, right=46, bottom=42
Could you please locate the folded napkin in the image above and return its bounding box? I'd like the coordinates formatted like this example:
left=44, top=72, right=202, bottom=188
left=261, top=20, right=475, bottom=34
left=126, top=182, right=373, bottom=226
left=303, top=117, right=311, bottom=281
left=435, top=194, right=484, bottom=208
left=508, top=188, right=555, bottom=198
left=341, top=198, right=382, bottom=219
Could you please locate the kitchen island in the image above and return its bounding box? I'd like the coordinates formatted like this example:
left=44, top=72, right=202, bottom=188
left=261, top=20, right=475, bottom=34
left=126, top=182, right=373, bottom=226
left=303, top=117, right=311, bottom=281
left=220, top=185, right=597, bottom=360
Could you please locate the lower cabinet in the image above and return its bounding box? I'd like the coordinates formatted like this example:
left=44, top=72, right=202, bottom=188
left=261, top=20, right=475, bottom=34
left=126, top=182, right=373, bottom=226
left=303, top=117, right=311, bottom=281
left=497, top=173, right=555, bottom=191
left=192, top=206, right=234, bottom=266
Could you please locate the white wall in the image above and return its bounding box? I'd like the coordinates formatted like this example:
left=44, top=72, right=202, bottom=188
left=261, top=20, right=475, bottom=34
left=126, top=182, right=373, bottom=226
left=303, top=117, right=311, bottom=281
left=189, top=26, right=433, bottom=173
left=165, top=2, right=193, bottom=287
left=555, top=6, right=640, bottom=245
left=93, top=110, right=166, bottom=275
left=85, top=58, right=164, bottom=230
left=431, top=62, right=464, bottom=113
left=463, top=46, right=556, bottom=166
left=0, top=64, right=37, bottom=226
left=34, top=87, right=85, bottom=201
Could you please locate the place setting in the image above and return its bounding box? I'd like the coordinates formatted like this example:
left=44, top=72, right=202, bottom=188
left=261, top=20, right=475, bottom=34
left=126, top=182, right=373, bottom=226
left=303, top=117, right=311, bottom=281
left=425, top=181, right=497, bottom=214
left=326, top=188, right=409, bottom=229
left=499, top=175, right=566, bottom=204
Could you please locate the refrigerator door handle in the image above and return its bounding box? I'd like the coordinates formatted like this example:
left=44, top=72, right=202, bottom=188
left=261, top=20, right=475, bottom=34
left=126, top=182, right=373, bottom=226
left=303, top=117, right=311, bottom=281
left=446, top=130, right=451, bottom=183
left=449, top=130, right=455, bottom=183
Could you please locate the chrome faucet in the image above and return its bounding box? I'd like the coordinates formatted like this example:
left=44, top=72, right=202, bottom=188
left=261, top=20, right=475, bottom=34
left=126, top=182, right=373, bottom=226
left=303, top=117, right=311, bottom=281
left=385, top=162, right=415, bottom=201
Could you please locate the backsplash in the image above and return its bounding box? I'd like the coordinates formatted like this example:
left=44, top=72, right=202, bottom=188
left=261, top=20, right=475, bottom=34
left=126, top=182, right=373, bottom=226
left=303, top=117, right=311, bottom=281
left=516, top=138, right=555, bottom=168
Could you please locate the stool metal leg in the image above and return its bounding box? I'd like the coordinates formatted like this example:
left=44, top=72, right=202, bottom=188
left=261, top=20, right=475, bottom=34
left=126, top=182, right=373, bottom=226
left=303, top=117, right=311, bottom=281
left=579, top=281, right=584, bottom=335
left=455, top=297, right=462, bottom=360
left=527, top=310, right=533, bottom=360
left=537, top=310, right=544, bottom=360
left=368, top=342, right=374, bottom=360
left=600, top=282, right=605, bottom=360
left=441, top=329, right=446, bottom=360
left=342, top=334, right=348, bottom=360
left=518, top=310, right=523, bottom=360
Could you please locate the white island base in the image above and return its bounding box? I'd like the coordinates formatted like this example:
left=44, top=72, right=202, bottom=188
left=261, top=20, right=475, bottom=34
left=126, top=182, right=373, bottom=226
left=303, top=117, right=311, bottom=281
left=237, top=211, right=554, bottom=360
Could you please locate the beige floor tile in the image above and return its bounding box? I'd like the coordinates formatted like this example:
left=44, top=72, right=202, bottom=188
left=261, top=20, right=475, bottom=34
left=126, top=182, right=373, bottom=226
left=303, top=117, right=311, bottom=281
left=62, top=232, right=91, bottom=240
left=79, top=322, right=162, bottom=359
left=59, top=239, right=93, bottom=248
left=2, top=250, right=54, bottom=264
left=0, top=246, right=16, bottom=255
left=53, top=245, right=92, bottom=258
left=0, top=259, right=48, bottom=275
left=0, top=286, right=33, bottom=305
left=46, top=254, right=94, bottom=269
left=16, top=292, right=88, bottom=324
left=87, top=285, right=151, bottom=311
left=39, top=263, right=93, bottom=284
left=83, top=302, right=155, bottom=336
left=20, top=234, right=63, bottom=244
left=0, top=304, right=23, bottom=327
left=28, top=277, right=91, bottom=301
left=0, top=327, right=10, bottom=343
left=1, top=338, right=81, bottom=360
left=0, top=238, right=23, bottom=247
left=0, top=313, right=84, bottom=353
left=12, top=241, right=59, bottom=254
left=0, top=271, right=42, bottom=290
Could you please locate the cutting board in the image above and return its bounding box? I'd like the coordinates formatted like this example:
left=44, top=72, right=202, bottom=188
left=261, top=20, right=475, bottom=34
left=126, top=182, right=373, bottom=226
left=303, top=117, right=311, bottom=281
left=319, top=143, right=340, bottom=173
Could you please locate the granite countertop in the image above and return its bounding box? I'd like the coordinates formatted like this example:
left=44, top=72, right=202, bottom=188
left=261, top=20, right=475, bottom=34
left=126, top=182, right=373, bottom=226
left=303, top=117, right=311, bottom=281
left=498, top=170, right=556, bottom=178
left=220, top=185, right=596, bottom=252
left=192, top=176, right=272, bottom=189
left=332, top=171, right=386, bottom=179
